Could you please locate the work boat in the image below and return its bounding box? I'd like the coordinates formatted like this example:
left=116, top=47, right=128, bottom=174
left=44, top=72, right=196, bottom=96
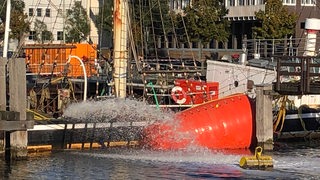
left=141, top=93, right=253, bottom=150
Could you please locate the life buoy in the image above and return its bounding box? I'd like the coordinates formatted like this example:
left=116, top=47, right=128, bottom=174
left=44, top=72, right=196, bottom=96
left=171, top=86, right=187, bottom=104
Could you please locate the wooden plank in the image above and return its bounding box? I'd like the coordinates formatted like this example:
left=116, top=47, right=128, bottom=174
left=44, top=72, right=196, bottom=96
left=275, top=131, right=320, bottom=139
left=255, top=84, right=273, bottom=150
left=0, top=58, right=7, bottom=152
left=9, top=58, right=28, bottom=158
left=278, top=71, right=301, bottom=76
left=0, top=58, right=6, bottom=111
left=279, top=62, right=302, bottom=67
left=0, top=121, right=34, bottom=131
left=0, top=111, right=20, bottom=121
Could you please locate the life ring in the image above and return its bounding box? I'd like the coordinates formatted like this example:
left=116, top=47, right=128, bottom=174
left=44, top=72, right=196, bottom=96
left=171, top=86, right=187, bottom=104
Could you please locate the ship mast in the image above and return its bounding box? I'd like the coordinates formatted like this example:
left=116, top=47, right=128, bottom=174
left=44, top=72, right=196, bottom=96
left=113, top=0, right=128, bottom=98
left=3, top=0, right=11, bottom=58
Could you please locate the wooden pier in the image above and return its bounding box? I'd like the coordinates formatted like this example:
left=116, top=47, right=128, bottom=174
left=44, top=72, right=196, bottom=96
left=27, top=120, right=148, bottom=152
left=255, top=84, right=274, bottom=150
left=274, top=56, right=320, bottom=95
left=0, top=58, right=34, bottom=159
left=251, top=55, right=320, bottom=151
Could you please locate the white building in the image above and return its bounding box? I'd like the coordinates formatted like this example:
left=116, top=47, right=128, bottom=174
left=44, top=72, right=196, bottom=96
left=23, top=0, right=99, bottom=45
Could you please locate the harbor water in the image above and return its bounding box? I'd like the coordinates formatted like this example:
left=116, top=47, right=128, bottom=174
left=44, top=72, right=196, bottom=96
left=1, top=99, right=320, bottom=179
left=0, top=144, right=319, bottom=179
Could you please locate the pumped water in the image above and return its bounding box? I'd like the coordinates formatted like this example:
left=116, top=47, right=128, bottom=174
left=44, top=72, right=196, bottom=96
left=63, top=98, right=175, bottom=123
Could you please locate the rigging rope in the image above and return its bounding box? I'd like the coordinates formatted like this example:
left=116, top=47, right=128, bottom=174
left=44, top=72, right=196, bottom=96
left=39, top=87, right=51, bottom=112
left=273, top=95, right=288, bottom=133
left=29, top=88, right=38, bottom=109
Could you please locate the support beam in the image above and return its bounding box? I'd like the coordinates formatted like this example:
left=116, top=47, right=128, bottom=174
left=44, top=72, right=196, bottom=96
left=0, top=58, right=7, bottom=152
left=9, top=58, right=28, bottom=159
left=0, top=58, right=6, bottom=110
left=255, top=84, right=273, bottom=151
left=0, top=121, right=34, bottom=131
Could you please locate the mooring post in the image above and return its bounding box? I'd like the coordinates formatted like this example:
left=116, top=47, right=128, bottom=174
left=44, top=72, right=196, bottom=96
left=255, top=84, right=274, bottom=151
left=0, top=58, right=7, bottom=152
left=8, top=58, right=28, bottom=159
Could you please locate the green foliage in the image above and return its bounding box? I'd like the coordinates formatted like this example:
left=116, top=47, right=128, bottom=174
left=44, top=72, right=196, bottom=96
left=34, top=19, right=53, bottom=43
left=176, top=0, right=230, bottom=45
left=253, top=0, right=298, bottom=39
left=0, top=0, right=30, bottom=41
left=65, top=2, right=90, bottom=43
left=95, top=0, right=113, bottom=33
left=130, top=0, right=174, bottom=51
left=143, top=0, right=173, bottom=36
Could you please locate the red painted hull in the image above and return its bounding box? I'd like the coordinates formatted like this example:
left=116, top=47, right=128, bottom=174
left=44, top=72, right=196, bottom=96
left=141, top=93, right=253, bottom=150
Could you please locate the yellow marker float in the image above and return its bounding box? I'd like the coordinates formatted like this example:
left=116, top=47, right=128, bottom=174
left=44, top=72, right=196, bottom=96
left=239, top=146, right=273, bottom=169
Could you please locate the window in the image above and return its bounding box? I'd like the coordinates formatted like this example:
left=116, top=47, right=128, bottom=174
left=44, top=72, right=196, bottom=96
left=228, top=0, right=236, bottom=6
left=36, top=8, right=42, bottom=17
left=42, top=31, right=52, bottom=41
left=45, top=9, right=50, bottom=17
left=29, top=8, right=34, bottom=16
left=283, top=0, right=296, bottom=5
left=169, top=0, right=189, bottom=10
left=256, top=0, right=265, bottom=5
left=29, top=31, right=36, bottom=40
left=238, top=0, right=245, bottom=5
left=247, top=0, right=255, bottom=5
left=301, top=0, right=315, bottom=5
left=57, top=31, right=64, bottom=41
left=57, top=9, right=62, bottom=17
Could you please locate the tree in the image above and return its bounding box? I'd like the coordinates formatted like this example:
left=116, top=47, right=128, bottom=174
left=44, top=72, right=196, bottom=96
left=95, top=0, right=113, bottom=33
left=253, top=0, right=298, bottom=39
left=34, top=19, right=53, bottom=43
left=95, top=0, right=113, bottom=47
left=65, top=1, right=90, bottom=43
left=130, top=0, right=179, bottom=55
left=0, top=0, right=30, bottom=42
left=175, top=0, right=230, bottom=45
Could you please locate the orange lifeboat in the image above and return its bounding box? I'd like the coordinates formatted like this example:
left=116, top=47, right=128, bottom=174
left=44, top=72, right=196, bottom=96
left=141, top=93, right=253, bottom=150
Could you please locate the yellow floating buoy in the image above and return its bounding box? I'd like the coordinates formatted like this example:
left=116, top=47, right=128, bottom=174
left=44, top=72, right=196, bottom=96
left=239, top=146, right=273, bottom=169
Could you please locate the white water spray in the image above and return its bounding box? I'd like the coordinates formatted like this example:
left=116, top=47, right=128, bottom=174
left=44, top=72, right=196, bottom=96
left=62, top=98, right=175, bottom=123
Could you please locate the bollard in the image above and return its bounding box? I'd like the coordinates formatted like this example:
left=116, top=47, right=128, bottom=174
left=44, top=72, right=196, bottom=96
left=239, top=146, right=273, bottom=169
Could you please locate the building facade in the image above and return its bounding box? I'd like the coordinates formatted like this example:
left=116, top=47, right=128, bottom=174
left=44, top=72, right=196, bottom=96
left=168, top=0, right=320, bottom=52
left=226, top=0, right=320, bottom=39
left=22, top=0, right=320, bottom=51
left=23, top=0, right=99, bottom=45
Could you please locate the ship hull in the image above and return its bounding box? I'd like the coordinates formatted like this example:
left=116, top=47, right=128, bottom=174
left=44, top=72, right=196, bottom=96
left=141, top=93, right=253, bottom=150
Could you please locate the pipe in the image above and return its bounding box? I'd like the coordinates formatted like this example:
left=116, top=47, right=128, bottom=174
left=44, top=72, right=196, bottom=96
left=147, top=82, right=159, bottom=110
left=67, top=55, right=87, bottom=101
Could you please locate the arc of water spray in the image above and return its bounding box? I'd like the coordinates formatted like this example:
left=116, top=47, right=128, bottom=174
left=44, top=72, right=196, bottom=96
left=67, top=55, right=87, bottom=101
left=147, top=82, right=159, bottom=110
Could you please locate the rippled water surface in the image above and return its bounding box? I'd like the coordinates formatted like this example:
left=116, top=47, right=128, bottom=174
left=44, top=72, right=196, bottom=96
left=0, top=144, right=319, bottom=180
left=3, top=99, right=318, bottom=179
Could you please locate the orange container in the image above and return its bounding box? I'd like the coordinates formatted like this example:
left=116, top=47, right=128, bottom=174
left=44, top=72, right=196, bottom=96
left=172, top=79, right=219, bottom=105
left=141, top=93, right=253, bottom=150
left=24, top=43, right=97, bottom=77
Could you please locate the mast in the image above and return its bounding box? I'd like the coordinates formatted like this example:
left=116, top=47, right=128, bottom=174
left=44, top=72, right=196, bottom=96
left=62, top=0, right=65, bottom=43
left=113, top=0, right=128, bottom=98
left=3, top=0, right=11, bottom=58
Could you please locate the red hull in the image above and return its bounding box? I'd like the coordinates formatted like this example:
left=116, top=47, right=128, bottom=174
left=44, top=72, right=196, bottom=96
left=141, top=93, right=253, bottom=150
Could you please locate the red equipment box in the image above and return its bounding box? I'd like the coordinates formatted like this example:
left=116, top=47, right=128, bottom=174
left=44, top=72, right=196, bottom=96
left=172, top=79, right=219, bottom=105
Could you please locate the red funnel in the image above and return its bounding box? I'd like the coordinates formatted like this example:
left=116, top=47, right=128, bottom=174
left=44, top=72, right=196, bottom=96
left=141, top=93, right=253, bottom=150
